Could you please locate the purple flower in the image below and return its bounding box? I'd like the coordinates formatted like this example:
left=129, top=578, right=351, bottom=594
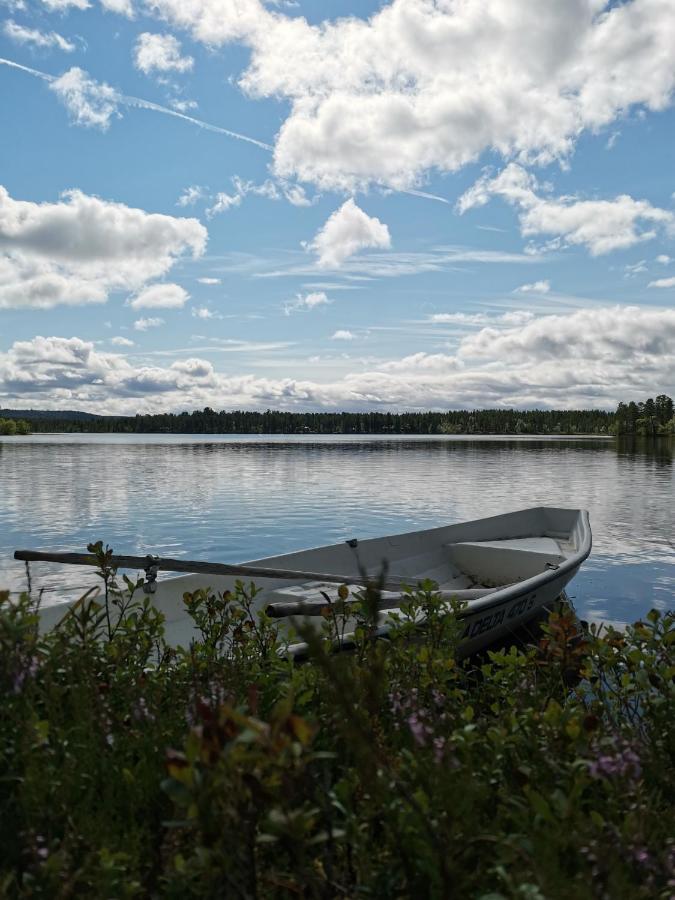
left=407, top=712, right=433, bottom=747
left=588, top=741, right=642, bottom=782
left=12, top=654, right=39, bottom=694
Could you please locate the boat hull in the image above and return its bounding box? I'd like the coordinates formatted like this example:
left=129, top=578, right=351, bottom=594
left=38, top=506, right=591, bottom=657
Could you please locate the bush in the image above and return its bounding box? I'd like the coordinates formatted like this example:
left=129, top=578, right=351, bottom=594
left=0, top=553, right=673, bottom=898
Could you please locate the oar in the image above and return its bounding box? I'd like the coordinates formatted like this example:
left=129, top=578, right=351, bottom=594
left=13, top=548, right=409, bottom=591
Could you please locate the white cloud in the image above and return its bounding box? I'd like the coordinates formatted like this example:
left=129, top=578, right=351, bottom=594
left=429, top=311, right=535, bottom=327
left=144, top=0, right=675, bottom=192
left=129, top=282, right=189, bottom=309
left=133, top=317, right=165, bottom=331
left=3, top=19, right=75, bottom=52
left=458, top=163, right=674, bottom=255
left=41, top=0, right=89, bottom=10
left=648, top=276, right=675, bottom=288
left=284, top=290, right=331, bottom=315
left=2, top=306, right=673, bottom=412
left=656, top=255, right=672, bottom=265
left=0, top=184, right=206, bottom=309
left=282, top=182, right=312, bottom=207
left=192, top=306, right=216, bottom=319
left=206, top=191, right=242, bottom=216
left=100, top=0, right=134, bottom=16
left=177, top=185, right=205, bottom=207
left=197, top=276, right=221, bottom=284
left=308, top=199, right=391, bottom=268
left=331, top=329, right=354, bottom=340
left=50, top=67, right=120, bottom=130
left=458, top=305, right=675, bottom=362
left=205, top=176, right=281, bottom=217
left=170, top=97, right=198, bottom=113
left=516, top=280, right=551, bottom=294
left=111, top=336, right=134, bottom=346
left=170, top=357, right=214, bottom=378
left=624, top=261, right=648, bottom=277
left=134, top=32, right=193, bottom=75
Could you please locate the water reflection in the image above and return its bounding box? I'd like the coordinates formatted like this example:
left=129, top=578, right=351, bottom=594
left=0, top=434, right=672, bottom=626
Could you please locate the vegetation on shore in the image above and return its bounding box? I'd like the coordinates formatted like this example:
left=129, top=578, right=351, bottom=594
left=0, top=417, right=30, bottom=436
left=614, top=395, right=675, bottom=436
left=1, top=549, right=673, bottom=898
left=0, top=395, right=673, bottom=437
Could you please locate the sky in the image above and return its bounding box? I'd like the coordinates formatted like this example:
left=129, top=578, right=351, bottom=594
left=0, top=0, right=674, bottom=415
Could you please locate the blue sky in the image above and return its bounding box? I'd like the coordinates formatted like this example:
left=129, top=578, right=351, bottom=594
left=0, top=0, right=674, bottom=413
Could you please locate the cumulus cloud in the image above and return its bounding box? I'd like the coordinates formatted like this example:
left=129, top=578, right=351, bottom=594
left=197, top=276, right=221, bottom=284
left=283, top=290, right=331, bottom=315
left=308, top=199, right=391, bottom=268
left=128, top=282, right=189, bottom=309
left=458, top=305, right=675, bottom=362
left=648, top=276, right=675, bottom=288
left=331, top=329, right=354, bottom=340
left=0, top=185, right=206, bottom=309
left=111, top=336, right=134, bottom=346
left=458, top=163, right=674, bottom=255
left=656, top=254, right=672, bottom=265
left=134, top=33, right=193, bottom=75
left=142, top=0, right=675, bottom=192
left=2, top=307, right=673, bottom=412
left=0, top=336, right=216, bottom=402
left=3, top=19, right=75, bottom=52
left=133, top=317, right=164, bottom=331
left=50, top=67, right=120, bottom=130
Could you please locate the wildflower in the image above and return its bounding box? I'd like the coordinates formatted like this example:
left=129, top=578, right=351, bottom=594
left=588, top=740, right=642, bottom=782
left=132, top=696, right=155, bottom=723
left=407, top=712, right=433, bottom=747
left=12, top=655, right=39, bottom=694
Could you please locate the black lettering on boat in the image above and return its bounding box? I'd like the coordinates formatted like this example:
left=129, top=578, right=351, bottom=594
left=464, top=607, right=506, bottom=639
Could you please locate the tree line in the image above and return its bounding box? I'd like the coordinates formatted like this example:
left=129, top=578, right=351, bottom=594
left=0, top=396, right=672, bottom=436
left=613, top=395, right=675, bottom=436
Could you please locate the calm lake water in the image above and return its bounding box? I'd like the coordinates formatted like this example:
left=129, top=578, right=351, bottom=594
left=0, top=434, right=672, bottom=628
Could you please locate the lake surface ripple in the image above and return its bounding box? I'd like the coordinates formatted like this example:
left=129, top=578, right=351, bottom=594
left=1, top=434, right=672, bottom=628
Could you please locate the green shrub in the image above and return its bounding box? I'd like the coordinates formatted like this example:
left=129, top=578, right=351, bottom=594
left=0, top=554, right=673, bottom=898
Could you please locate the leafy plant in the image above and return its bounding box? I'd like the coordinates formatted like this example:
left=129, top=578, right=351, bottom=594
left=0, top=550, right=673, bottom=898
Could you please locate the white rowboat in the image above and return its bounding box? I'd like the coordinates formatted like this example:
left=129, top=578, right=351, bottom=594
left=31, top=506, right=591, bottom=657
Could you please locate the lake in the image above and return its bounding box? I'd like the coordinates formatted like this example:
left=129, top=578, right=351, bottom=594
left=0, top=433, right=672, bottom=629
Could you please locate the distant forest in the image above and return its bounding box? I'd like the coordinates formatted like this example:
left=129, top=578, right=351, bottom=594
left=1, top=394, right=673, bottom=436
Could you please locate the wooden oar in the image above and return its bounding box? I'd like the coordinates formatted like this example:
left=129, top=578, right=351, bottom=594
left=13, top=549, right=409, bottom=590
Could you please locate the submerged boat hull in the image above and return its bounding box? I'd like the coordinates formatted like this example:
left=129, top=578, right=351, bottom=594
left=39, top=506, right=591, bottom=657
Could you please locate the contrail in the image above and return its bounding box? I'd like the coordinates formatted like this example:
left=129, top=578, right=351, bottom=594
left=1, top=57, right=451, bottom=202
left=120, top=94, right=273, bottom=150
left=0, top=57, right=53, bottom=82
left=403, top=188, right=450, bottom=204
left=0, top=56, right=272, bottom=151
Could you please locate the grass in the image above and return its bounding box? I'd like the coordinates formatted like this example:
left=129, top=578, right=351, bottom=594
left=1, top=545, right=673, bottom=898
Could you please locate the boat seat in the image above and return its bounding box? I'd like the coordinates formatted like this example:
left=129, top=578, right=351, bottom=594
left=445, top=537, right=566, bottom=587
